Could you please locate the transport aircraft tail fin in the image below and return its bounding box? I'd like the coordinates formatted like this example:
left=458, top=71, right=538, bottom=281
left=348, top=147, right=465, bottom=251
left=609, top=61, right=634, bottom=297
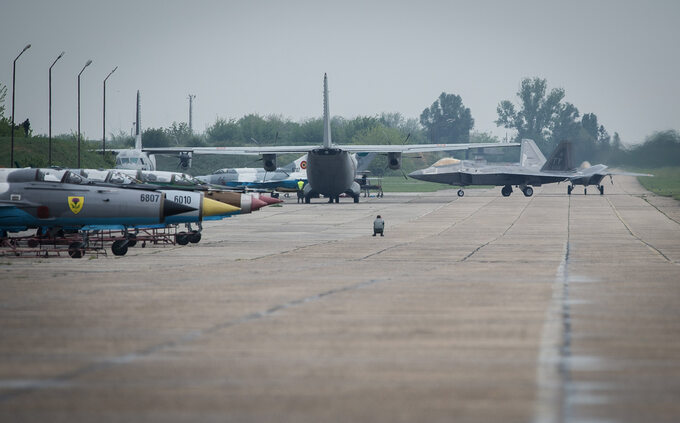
left=323, top=74, right=332, bottom=149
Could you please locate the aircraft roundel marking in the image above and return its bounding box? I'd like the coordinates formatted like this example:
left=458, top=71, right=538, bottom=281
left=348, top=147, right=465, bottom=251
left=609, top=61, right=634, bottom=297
left=300, top=160, right=307, bottom=170
left=68, top=196, right=84, bottom=214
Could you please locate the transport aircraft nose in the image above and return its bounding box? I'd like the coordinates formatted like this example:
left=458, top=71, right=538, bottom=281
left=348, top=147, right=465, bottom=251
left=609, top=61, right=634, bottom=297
left=202, top=197, right=240, bottom=217
left=163, top=199, right=197, bottom=218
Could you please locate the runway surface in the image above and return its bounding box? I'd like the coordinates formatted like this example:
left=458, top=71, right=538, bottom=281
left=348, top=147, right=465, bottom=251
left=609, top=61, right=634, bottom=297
left=1, top=176, right=679, bottom=422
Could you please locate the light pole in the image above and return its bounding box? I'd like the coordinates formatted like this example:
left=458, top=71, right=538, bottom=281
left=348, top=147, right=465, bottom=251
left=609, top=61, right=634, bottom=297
left=48, top=51, right=65, bottom=167
left=10, top=44, right=31, bottom=168
left=77, top=59, right=92, bottom=169
left=102, top=66, right=117, bottom=157
left=188, top=94, right=195, bottom=133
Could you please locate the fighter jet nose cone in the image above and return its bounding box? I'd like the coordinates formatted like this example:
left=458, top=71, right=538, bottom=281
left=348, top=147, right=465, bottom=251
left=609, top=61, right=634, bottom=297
left=408, top=169, right=423, bottom=178
left=163, top=199, right=196, bottom=217
left=258, top=194, right=283, bottom=205
left=202, top=197, right=240, bottom=217
left=250, top=197, right=268, bottom=211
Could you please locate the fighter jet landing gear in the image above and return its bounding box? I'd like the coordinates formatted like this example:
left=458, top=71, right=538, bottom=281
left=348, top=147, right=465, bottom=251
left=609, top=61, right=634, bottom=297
left=111, top=239, right=129, bottom=256
left=501, top=185, right=513, bottom=197
left=567, top=185, right=574, bottom=195
left=457, top=189, right=464, bottom=197
left=522, top=186, right=534, bottom=197
left=598, top=185, right=604, bottom=195
left=68, top=242, right=86, bottom=259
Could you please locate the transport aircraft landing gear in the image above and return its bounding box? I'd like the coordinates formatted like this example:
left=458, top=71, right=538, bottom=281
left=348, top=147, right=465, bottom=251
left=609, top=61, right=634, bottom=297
left=305, top=195, right=311, bottom=204
left=457, top=189, right=464, bottom=197
left=598, top=185, right=604, bottom=195
left=353, top=195, right=360, bottom=203
left=501, top=185, right=513, bottom=197
left=567, top=185, right=573, bottom=195
left=522, top=186, right=534, bottom=197
left=584, top=187, right=587, bottom=195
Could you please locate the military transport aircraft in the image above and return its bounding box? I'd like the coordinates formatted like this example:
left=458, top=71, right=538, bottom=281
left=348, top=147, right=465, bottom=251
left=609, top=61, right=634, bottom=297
left=142, top=74, right=518, bottom=203
left=408, top=139, right=652, bottom=196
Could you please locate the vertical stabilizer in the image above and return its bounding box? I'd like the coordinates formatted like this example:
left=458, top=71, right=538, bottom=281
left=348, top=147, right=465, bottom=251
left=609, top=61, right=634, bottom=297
left=323, top=73, right=332, bottom=148
left=135, top=90, right=142, bottom=150
left=541, top=140, right=575, bottom=172
left=520, top=139, right=547, bottom=168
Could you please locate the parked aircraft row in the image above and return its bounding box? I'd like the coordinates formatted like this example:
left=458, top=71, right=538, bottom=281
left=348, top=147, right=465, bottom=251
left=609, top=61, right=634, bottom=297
left=0, top=167, right=282, bottom=257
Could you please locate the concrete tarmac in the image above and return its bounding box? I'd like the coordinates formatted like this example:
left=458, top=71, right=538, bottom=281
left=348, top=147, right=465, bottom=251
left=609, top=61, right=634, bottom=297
left=1, top=176, right=679, bottom=422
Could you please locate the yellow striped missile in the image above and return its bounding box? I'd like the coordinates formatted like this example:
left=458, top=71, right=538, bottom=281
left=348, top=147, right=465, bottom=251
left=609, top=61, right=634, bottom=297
left=202, top=197, right=240, bottom=217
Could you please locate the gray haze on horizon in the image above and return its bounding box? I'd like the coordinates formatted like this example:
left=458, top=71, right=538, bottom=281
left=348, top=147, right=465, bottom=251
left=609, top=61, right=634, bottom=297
left=1, top=0, right=678, bottom=145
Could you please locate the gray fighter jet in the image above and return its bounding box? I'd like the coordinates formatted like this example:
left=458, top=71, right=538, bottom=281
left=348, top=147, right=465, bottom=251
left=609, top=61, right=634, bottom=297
left=408, top=139, right=653, bottom=196
left=143, top=74, right=518, bottom=203
left=0, top=168, right=194, bottom=235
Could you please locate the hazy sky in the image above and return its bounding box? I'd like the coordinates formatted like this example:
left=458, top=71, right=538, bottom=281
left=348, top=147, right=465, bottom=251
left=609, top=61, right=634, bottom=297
left=1, top=0, right=678, bottom=145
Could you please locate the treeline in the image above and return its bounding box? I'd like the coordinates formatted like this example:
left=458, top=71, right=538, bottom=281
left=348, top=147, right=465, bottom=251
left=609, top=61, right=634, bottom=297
left=2, top=77, right=679, bottom=173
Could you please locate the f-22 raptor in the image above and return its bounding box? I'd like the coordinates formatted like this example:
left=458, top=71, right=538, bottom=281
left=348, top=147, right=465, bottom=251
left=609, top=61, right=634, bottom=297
left=409, top=139, right=653, bottom=197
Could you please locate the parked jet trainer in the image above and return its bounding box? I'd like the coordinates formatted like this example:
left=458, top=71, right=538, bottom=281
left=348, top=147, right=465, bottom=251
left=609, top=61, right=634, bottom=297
left=0, top=168, right=194, bottom=233
left=143, top=74, right=518, bottom=203
left=409, top=139, right=653, bottom=196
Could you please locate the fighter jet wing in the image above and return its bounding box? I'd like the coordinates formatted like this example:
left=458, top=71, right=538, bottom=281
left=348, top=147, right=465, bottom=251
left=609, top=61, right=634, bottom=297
left=602, top=170, right=654, bottom=177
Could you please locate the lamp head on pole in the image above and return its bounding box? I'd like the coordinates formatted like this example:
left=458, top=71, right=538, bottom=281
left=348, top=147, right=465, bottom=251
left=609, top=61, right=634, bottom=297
left=57, top=51, right=65, bottom=60
left=79, top=59, right=93, bottom=76
left=22, top=44, right=31, bottom=52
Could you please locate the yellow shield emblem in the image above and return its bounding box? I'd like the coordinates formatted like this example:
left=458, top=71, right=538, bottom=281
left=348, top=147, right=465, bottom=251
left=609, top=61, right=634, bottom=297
left=68, top=196, right=84, bottom=214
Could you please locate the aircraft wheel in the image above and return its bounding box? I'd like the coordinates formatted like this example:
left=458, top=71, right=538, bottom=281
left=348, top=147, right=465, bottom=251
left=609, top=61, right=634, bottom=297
left=457, top=189, right=464, bottom=197
left=523, top=186, right=534, bottom=197
left=353, top=195, right=359, bottom=203
left=126, top=234, right=137, bottom=247
left=305, top=196, right=311, bottom=204
left=188, top=231, right=202, bottom=244
left=112, top=240, right=129, bottom=256
left=501, top=185, right=512, bottom=197
left=599, top=185, right=604, bottom=195
left=68, top=242, right=84, bottom=259
left=567, top=186, right=573, bottom=195
left=584, top=188, right=587, bottom=195
left=334, top=196, right=340, bottom=203
left=176, top=232, right=190, bottom=245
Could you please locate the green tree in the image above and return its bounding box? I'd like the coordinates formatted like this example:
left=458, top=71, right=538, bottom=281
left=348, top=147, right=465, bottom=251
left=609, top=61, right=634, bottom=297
left=142, top=128, right=171, bottom=147
left=496, top=77, right=574, bottom=147
left=206, top=117, right=240, bottom=144
left=0, top=82, right=7, bottom=118
left=420, top=93, right=474, bottom=143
